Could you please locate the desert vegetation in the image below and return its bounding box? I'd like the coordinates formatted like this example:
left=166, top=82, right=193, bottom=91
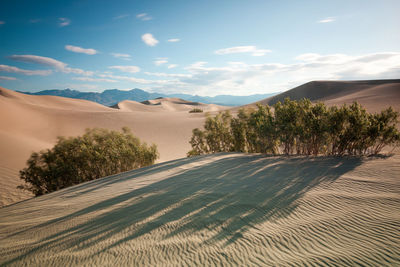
left=19, top=127, right=159, bottom=196
left=188, top=98, right=400, bottom=157
left=189, top=108, right=203, bottom=113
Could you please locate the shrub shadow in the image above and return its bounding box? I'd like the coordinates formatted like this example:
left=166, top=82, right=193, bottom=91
left=2, top=153, right=363, bottom=265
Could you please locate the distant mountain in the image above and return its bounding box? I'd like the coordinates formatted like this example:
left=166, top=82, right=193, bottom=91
left=21, top=88, right=277, bottom=106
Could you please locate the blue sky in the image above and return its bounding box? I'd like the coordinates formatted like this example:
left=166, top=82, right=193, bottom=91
left=0, top=0, right=399, bottom=96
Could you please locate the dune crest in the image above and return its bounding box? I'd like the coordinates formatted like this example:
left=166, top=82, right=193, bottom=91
left=244, top=80, right=400, bottom=112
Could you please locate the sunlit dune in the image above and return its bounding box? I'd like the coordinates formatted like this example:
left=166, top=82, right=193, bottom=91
left=0, top=87, right=227, bottom=207
left=247, top=80, right=400, bottom=113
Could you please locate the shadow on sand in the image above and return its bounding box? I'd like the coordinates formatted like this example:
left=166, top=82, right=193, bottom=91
left=2, top=153, right=363, bottom=265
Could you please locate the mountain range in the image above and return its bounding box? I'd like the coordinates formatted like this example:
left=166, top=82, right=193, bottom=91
left=21, top=88, right=277, bottom=106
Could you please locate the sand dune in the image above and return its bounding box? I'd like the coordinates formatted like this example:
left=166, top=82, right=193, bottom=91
left=1, top=82, right=399, bottom=264
left=248, top=79, right=400, bottom=112
left=0, top=87, right=227, bottom=207
left=115, top=97, right=224, bottom=113
left=323, top=83, right=400, bottom=113
left=0, top=153, right=399, bottom=265
left=0, top=80, right=399, bottom=208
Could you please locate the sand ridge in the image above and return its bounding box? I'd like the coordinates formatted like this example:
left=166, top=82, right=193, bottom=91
left=115, top=97, right=224, bottom=113
left=0, top=153, right=399, bottom=265
left=243, top=80, right=400, bottom=113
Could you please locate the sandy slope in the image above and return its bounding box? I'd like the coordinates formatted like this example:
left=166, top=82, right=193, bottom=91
left=245, top=80, right=400, bottom=112
left=323, top=83, right=400, bottom=113
left=0, top=153, right=399, bottom=266
left=0, top=87, right=227, bottom=207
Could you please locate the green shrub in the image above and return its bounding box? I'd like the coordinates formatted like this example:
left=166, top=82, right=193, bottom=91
left=187, top=98, right=399, bottom=157
left=19, top=127, right=159, bottom=196
left=189, top=108, right=203, bottom=113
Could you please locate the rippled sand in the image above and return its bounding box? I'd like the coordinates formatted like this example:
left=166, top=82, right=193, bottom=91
left=1, top=153, right=399, bottom=266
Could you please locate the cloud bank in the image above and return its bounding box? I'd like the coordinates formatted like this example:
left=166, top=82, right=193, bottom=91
left=215, top=46, right=272, bottom=56
left=109, top=65, right=140, bottom=73
left=0, top=64, right=52, bottom=76
left=150, top=52, right=400, bottom=96
left=9, top=55, right=93, bottom=76
left=0, top=75, right=17, bottom=80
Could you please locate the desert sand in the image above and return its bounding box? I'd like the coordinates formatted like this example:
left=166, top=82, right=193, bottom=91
left=0, top=87, right=227, bottom=207
left=0, top=81, right=400, bottom=265
left=253, top=80, right=400, bottom=113
left=1, top=80, right=400, bottom=207
left=0, top=153, right=399, bottom=265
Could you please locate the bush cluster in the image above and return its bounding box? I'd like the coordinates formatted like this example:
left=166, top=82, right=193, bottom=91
left=189, top=108, right=203, bottom=113
left=19, top=127, right=159, bottom=196
left=188, top=98, right=400, bottom=157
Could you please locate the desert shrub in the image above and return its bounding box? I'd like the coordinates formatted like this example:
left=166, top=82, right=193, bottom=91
left=230, top=108, right=251, bottom=152
left=187, top=128, right=208, bottom=156
left=189, top=108, right=203, bottom=113
left=187, top=111, right=233, bottom=156
left=298, top=100, right=330, bottom=155
left=247, top=104, right=278, bottom=154
left=187, top=98, right=399, bottom=157
left=19, top=127, right=159, bottom=196
left=367, top=107, right=400, bottom=154
left=274, top=98, right=301, bottom=155
left=203, top=111, right=233, bottom=153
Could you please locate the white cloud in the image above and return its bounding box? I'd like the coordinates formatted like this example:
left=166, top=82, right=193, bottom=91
left=151, top=52, right=400, bottom=96
left=10, top=55, right=65, bottom=69
left=97, top=72, right=176, bottom=85
left=0, top=75, right=17, bottom=80
left=73, top=77, right=117, bottom=83
left=109, top=65, right=140, bottom=73
left=142, top=33, right=159, bottom=46
left=144, top=72, right=191, bottom=78
left=318, top=17, right=335, bottom=23
left=53, top=51, right=398, bottom=96
left=215, top=46, right=272, bottom=56
left=168, top=64, right=178, bottom=69
left=65, top=45, right=98, bottom=55
left=114, top=14, right=129, bottom=20
left=189, top=62, right=207, bottom=68
left=105, top=74, right=170, bottom=85
left=59, top=18, right=71, bottom=27
left=168, top=38, right=180, bottom=43
left=9, top=55, right=93, bottom=76
left=0, top=64, right=52, bottom=76
left=154, top=58, right=168, bottom=66
left=136, top=13, right=152, bottom=21
left=110, top=53, right=131, bottom=60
